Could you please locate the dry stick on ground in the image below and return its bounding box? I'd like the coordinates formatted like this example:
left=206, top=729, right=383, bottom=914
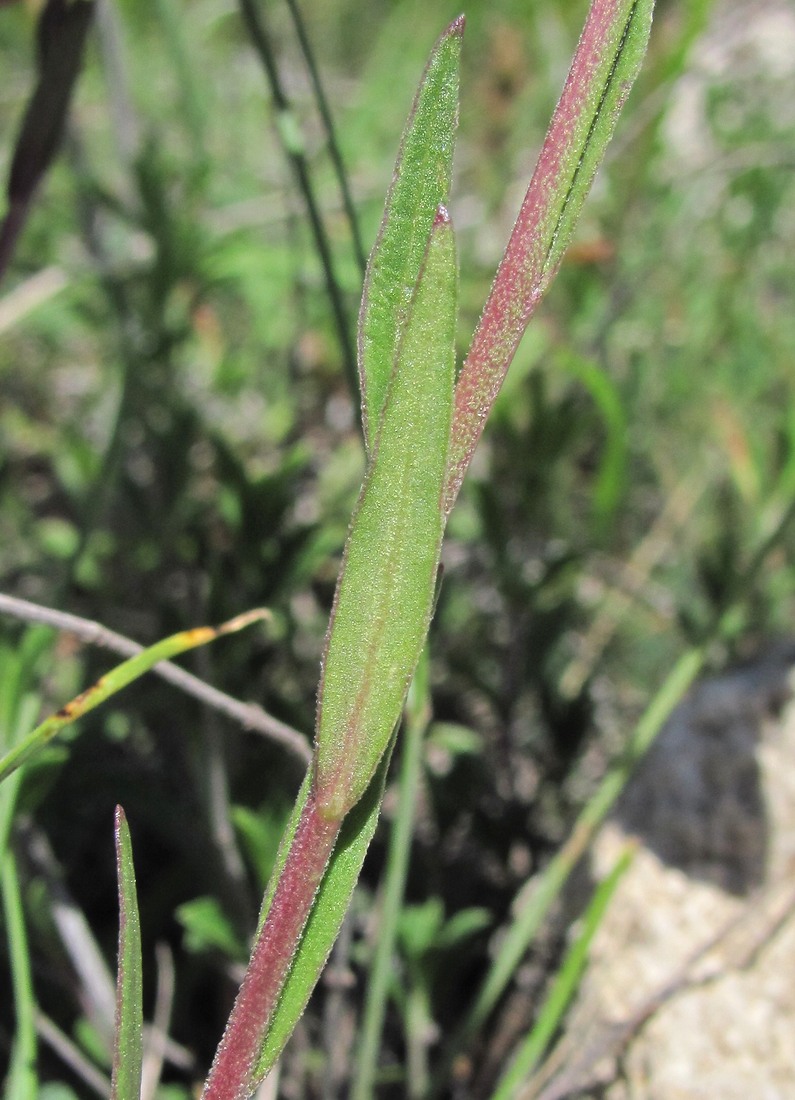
left=0, top=592, right=311, bottom=764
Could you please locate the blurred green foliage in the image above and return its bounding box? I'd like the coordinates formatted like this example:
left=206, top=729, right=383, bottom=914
left=1, top=0, right=794, bottom=1095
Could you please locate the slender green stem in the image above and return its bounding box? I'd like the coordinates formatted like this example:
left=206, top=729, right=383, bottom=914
left=237, top=0, right=360, bottom=410
left=430, top=486, right=795, bottom=1094
left=60, top=141, right=141, bottom=598
left=490, top=846, right=634, bottom=1100
left=111, top=807, right=144, bottom=1100
left=0, top=772, right=22, bottom=909
left=352, top=660, right=431, bottom=1100
left=2, top=851, right=38, bottom=1099
left=152, top=0, right=207, bottom=152
left=284, top=0, right=367, bottom=277
left=406, top=978, right=433, bottom=1099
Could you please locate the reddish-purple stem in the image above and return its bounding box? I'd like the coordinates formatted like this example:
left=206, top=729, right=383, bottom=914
left=202, top=791, right=341, bottom=1100
left=444, top=0, right=625, bottom=514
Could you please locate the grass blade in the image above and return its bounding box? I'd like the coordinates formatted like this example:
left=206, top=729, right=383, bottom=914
left=111, top=806, right=144, bottom=1100
left=430, top=642, right=706, bottom=1097
left=237, top=0, right=359, bottom=406
left=0, top=609, right=269, bottom=784
left=358, top=17, right=462, bottom=454
left=284, top=0, right=368, bottom=277
left=2, top=851, right=38, bottom=1100
left=490, top=846, right=635, bottom=1100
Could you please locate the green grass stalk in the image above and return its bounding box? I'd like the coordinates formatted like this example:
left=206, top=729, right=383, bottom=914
left=2, top=852, right=38, bottom=1100
left=430, top=641, right=708, bottom=1097
left=434, top=489, right=795, bottom=1090
left=284, top=0, right=368, bottom=277
left=237, top=0, right=359, bottom=408
left=490, top=846, right=635, bottom=1100
left=111, top=807, right=144, bottom=1100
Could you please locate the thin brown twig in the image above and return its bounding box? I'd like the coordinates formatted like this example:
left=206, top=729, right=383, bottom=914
left=0, top=591, right=311, bottom=764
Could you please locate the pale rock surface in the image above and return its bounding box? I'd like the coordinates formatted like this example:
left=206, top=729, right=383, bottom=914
left=534, top=651, right=795, bottom=1100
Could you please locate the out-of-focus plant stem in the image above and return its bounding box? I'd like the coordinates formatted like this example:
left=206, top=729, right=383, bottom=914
left=430, top=487, right=795, bottom=1095
left=490, top=846, right=635, bottom=1100
left=430, top=642, right=707, bottom=1096
left=2, top=851, right=38, bottom=1099
left=284, top=0, right=367, bottom=278
left=237, top=0, right=360, bottom=412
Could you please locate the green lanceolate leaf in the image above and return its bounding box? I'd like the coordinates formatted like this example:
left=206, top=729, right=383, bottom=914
left=358, top=16, right=462, bottom=454
left=0, top=609, right=268, bottom=784
left=111, top=806, right=143, bottom=1100
left=315, top=207, right=458, bottom=821
left=252, top=737, right=396, bottom=1081
left=445, top=0, right=655, bottom=512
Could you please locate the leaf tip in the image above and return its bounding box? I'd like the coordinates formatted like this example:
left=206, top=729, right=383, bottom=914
left=433, top=203, right=452, bottom=228
left=448, top=13, right=466, bottom=36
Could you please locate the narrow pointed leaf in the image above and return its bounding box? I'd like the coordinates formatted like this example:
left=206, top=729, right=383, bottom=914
left=358, top=16, right=462, bottom=453
left=0, top=609, right=268, bottom=784
left=445, top=0, right=655, bottom=512
left=316, top=207, right=457, bottom=821
left=111, top=806, right=143, bottom=1100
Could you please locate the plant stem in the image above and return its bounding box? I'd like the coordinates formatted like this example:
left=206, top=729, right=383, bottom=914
left=202, top=788, right=341, bottom=1100
left=444, top=0, right=654, bottom=513
left=284, top=0, right=367, bottom=278
left=237, top=0, right=360, bottom=411
left=2, top=851, right=38, bottom=1099
left=490, top=846, right=634, bottom=1100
